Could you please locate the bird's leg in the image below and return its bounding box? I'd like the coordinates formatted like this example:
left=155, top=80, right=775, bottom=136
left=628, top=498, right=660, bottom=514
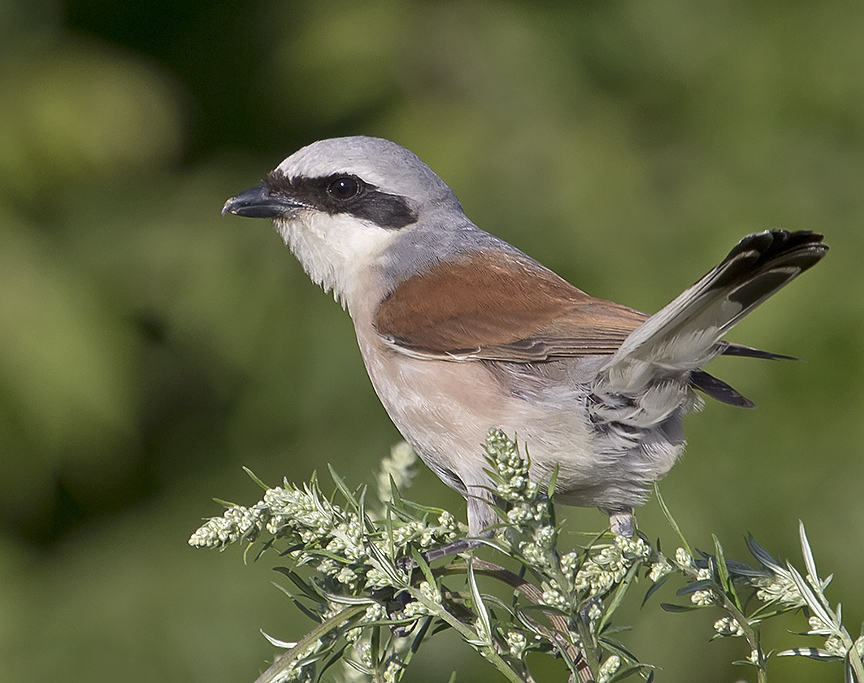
left=387, top=532, right=492, bottom=636
left=395, top=530, right=493, bottom=572
left=421, top=534, right=487, bottom=563
left=606, top=507, right=635, bottom=537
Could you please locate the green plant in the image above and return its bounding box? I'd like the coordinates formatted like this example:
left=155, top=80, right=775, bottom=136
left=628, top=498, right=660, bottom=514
left=190, top=431, right=864, bottom=682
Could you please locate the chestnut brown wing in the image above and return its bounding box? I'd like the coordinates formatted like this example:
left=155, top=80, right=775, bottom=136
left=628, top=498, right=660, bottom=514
left=373, top=249, right=647, bottom=361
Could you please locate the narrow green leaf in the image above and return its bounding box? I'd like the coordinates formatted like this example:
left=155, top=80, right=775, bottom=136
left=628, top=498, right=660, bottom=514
left=328, top=464, right=360, bottom=510
left=370, top=624, right=381, bottom=668
left=260, top=629, right=297, bottom=649
left=411, top=546, right=437, bottom=591
left=607, top=661, right=653, bottom=682
left=799, top=521, right=820, bottom=586
left=243, top=467, right=269, bottom=490
left=547, top=463, right=559, bottom=497
left=481, top=600, right=519, bottom=628
left=400, top=499, right=450, bottom=517
left=600, top=559, right=642, bottom=630
left=675, top=580, right=714, bottom=596
left=660, top=603, right=699, bottom=612
left=252, top=537, right=275, bottom=563
left=321, top=593, right=379, bottom=606
left=212, top=497, right=240, bottom=508
left=598, top=636, right=640, bottom=662
left=253, top=603, right=366, bottom=683
left=269, top=582, right=322, bottom=623
left=272, top=567, right=324, bottom=601
left=366, top=539, right=408, bottom=586
left=787, top=563, right=834, bottom=626
left=318, top=643, right=351, bottom=679
left=731, top=659, right=761, bottom=667
left=653, top=484, right=691, bottom=557
left=551, top=631, right=586, bottom=680
left=642, top=574, right=670, bottom=607
left=343, top=657, right=374, bottom=676
left=713, top=534, right=741, bottom=611
left=358, top=485, right=376, bottom=534
left=405, top=616, right=433, bottom=662
left=382, top=502, right=415, bottom=523
left=745, top=534, right=780, bottom=570
left=515, top=602, right=571, bottom=618
left=389, top=474, right=404, bottom=507
left=778, top=647, right=844, bottom=661
left=467, top=558, right=493, bottom=645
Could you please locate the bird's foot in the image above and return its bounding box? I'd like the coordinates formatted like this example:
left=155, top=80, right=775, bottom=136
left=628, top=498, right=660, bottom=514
left=607, top=508, right=635, bottom=537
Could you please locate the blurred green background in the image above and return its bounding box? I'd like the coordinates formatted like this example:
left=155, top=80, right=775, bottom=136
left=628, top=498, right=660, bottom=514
left=1, top=0, right=862, bottom=681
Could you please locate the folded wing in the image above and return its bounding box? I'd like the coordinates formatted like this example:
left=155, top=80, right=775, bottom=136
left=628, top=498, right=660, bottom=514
left=373, top=231, right=827, bottom=407
left=373, top=248, right=646, bottom=360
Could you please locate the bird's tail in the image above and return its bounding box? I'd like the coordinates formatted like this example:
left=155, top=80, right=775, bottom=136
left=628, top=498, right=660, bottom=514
left=597, top=230, right=827, bottom=398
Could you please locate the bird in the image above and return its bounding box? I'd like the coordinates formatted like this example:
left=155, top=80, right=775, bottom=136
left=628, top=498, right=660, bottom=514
left=223, top=135, right=827, bottom=538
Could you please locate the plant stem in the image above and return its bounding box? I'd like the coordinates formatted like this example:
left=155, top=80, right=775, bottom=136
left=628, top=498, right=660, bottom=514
left=410, top=584, right=527, bottom=683
left=253, top=603, right=366, bottom=683
left=436, top=559, right=593, bottom=682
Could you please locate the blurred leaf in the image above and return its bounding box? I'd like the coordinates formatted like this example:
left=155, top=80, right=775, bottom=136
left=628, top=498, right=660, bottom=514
left=0, top=214, right=141, bottom=520
left=0, top=37, right=185, bottom=199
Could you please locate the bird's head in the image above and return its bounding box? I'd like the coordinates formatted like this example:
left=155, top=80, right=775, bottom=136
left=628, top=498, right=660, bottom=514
left=223, top=136, right=464, bottom=306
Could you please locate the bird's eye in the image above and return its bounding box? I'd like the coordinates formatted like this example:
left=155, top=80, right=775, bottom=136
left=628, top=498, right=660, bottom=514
left=327, top=176, right=361, bottom=200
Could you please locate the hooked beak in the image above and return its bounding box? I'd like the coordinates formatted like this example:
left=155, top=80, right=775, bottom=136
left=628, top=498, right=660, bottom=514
left=222, top=183, right=304, bottom=218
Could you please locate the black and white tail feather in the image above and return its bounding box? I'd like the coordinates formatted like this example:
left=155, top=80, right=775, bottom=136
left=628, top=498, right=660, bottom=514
left=598, top=230, right=827, bottom=405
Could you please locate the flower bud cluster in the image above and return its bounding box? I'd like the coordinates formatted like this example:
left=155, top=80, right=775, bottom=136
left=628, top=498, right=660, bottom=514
left=540, top=580, right=570, bottom=611
left=648, top=555, right=673, bottom=582
left=263, top=484, right=346, bottom=545
left=560, top=551, right=579, bottom=579
left=505, top=630, right=527, bottom=658
left=823, top=635, right=848, bottom=657
left=192, top=483, right=365, bottom=590
left=345, top=603, right=388, bottom=643
left=675, top=547, right=693, bottom=567
left=365, top=567, right=393, bottom=589
left=713, top=616, right=744, bottom=637
left=485, top=429, right=565, bottom=581
left=574, top=535, right=651, bottom=598
left=376, top=441, right=419, bottom=503
left=688, top=567, right=715, bottom=605
left=751, top=572, right=806, bottom=609
left=597, top=655, right=621, bottom=683
left=417, top=580, right=442, bottom=605
left=190, top=470, right=469, bottom=597
left=517, top=524, right=559, bottom=572
left=188, top=503, right=270, bottom=549
left=400, top=599, right=432, bottom=619
left=486, top=429, right=539, bottom=504
left=388, top=513, right=460, bottom=550
left=806, top=614, right=847, bottom=657
left=381, top=661, right=403, bottom=683
left=690, top=589, right=714, bottom=606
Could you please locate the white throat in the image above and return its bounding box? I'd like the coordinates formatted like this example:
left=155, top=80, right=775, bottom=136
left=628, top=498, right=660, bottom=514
left=274, top=211, right=397, bottom=309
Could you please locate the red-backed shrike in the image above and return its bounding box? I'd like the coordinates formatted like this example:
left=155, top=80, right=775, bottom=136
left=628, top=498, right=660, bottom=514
left=223, top=136, right=827, bottom=536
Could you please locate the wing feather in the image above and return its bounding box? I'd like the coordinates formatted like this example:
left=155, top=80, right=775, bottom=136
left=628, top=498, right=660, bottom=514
left=373, top=249, right=646, bottom=361
left=598, top=230, right=827, bottom=395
